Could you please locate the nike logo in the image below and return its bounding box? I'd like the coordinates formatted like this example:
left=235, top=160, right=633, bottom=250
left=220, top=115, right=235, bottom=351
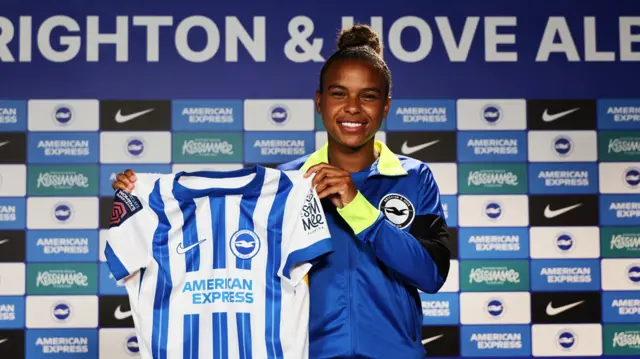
left=115, top=108, right=154, bottom=123
left=0, top=239, right=8, bottom=245
left=114, top=305, right=132, bottom=320
left=542, top=108, right=580, bottom=122
left=0, top=141, right=9, bottom=147
left=176, top=238, right=207, bottom=255
left=401, top=140, right=440, bottom=155
left=546, top=300, right=584, bottom=316
left=0, top=338, right=8, bottom=344
left=421, top=334, right=443, bottom=345
left=544, top=203, right=582, bottom=218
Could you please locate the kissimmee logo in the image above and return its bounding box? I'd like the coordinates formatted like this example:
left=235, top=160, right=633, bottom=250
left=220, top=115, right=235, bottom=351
left=598, top=132, right=640, bottom=161
left=27, top=165, right=97, bottom=196
left=604, top=325, right=640, bottom=355
left=27, top=263, right=97, bottom=295
left=461, top=260, right=529, bottom=291
left=602, top=227, right=640, bottom=258
left=173, top=132, right=243, bottom=163
left=459, top=164, right=526, bottom=194
left=301, top=189, right=325, bottom=236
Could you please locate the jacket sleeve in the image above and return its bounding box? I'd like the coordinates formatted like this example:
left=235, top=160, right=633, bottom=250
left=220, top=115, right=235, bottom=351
left=336, top=165, right=451, bottom=293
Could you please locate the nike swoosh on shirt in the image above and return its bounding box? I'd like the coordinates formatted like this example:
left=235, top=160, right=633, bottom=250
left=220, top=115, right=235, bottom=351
left=176, top=238, right=207, bottom=255
left=0, top=141, right=9, bottom=147
left=401, top=140, right=440, bottom=155
left=0, top=338, right=8, bottom=344
left=546, top=300, right=584, bottom=316
left=544, top=203, right=582, bottom=218
left=421, top=334, right=443, bottom=345
left=0, top=239, right=8, bottom=245
left=114, top=305, right=132, bottom=320
left=542, top=108, right=580, bottom=122
left=115, top=108, right=154, bottom=123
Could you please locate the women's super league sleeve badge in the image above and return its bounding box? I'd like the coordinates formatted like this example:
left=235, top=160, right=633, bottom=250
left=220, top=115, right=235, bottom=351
left=379, top=193, right=415, bottom=229
left=110, top=189, right=143, bottom=228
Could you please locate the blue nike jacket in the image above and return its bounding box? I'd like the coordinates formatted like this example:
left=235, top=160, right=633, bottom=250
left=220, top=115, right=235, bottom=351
left=277, top=140, right=451, bottom=359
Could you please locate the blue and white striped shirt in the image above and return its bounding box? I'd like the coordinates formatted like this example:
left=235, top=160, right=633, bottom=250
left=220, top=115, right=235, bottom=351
left=104, top=166, right=333, bottom=359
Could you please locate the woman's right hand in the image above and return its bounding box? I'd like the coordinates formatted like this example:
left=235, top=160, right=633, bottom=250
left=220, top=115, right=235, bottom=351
left=111, top=169, right=137, bottom=193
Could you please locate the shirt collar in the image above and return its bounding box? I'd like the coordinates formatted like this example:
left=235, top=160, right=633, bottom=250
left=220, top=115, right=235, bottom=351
left=300, top=140, right=408, bottom=177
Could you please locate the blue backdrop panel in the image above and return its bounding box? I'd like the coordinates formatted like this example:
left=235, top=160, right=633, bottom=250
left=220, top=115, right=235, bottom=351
left=0, top=0, right=640, bottom=358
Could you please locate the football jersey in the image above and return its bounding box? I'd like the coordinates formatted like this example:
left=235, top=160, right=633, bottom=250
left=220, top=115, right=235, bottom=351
left=104, top=165, right=333, bottom=359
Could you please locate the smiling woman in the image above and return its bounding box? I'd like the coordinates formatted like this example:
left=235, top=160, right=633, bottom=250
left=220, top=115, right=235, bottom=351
left=316, top=25, right=392, bottom=159
left=276, top=24, right=452, bottom=359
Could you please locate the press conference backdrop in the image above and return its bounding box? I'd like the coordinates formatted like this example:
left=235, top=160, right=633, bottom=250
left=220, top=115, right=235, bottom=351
left=0, top=0, right=640, bottom=358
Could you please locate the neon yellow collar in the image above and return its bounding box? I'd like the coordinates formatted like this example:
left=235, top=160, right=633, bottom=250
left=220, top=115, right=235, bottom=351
left=300, top=140, right=407, bottom=177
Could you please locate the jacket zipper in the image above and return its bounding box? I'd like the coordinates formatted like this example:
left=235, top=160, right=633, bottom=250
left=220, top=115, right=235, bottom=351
left=406, top=291, right=417, bottom=341
left=348, top=231, right=355, bottom=356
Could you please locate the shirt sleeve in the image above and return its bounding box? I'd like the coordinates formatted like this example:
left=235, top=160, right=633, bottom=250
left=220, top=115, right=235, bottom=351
left=104, top=188, right=155, bottom=282
left=279, top=178, right=333, bottom=287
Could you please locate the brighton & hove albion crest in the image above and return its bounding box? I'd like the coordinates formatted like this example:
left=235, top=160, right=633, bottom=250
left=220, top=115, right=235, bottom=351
left=379, top=193, right=415, bottom=229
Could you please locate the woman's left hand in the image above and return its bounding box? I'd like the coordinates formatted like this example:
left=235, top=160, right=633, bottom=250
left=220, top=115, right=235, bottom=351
left=304, top=163, right=358, bottom=209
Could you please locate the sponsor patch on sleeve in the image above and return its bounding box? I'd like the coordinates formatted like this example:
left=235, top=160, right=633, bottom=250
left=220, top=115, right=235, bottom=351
left=300, top=188, right=327, bottom=236
left=110, top=189, right=143, bottom=228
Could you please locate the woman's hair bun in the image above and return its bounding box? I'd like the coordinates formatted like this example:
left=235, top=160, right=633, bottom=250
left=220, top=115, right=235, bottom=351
left=337, top=24, right=382, bottom=55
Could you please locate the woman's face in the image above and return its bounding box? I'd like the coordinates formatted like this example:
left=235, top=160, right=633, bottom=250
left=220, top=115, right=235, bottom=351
left=317, top=59, right=390, bottom=149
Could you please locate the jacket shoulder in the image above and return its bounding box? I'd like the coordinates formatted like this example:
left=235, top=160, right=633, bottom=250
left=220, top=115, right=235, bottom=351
left=395, top=154, right=433, bottom=178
